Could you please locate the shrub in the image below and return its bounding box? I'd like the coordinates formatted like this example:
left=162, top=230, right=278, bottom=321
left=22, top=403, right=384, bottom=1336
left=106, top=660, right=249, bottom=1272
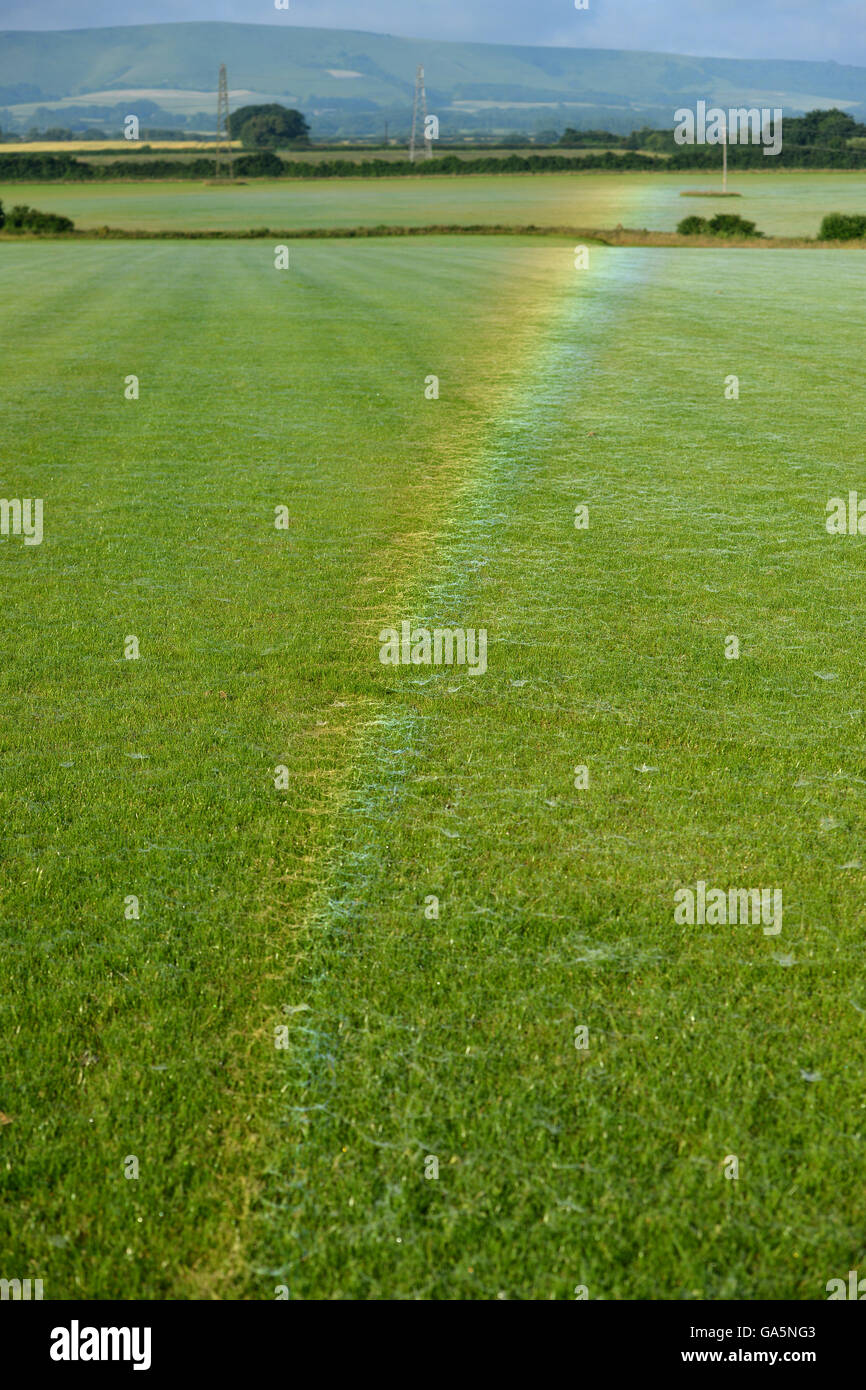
left=819, top=212, right=866, bottom=240
left=4, top=204, right=75, bottom=233
left=677, top=215, right=709, bottom=235
left=677, top=212, right=761, bottom=238
left=707, top=213, right=760, bottom=237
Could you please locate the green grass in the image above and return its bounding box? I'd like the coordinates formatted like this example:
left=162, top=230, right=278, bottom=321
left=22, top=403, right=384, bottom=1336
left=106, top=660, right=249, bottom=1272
left=3, top=168, right=866, bottom=237
left=0, top=236, right=557, bottom=1297
left=251, top=246, right=866, bottom=1300
left=2, top=237, right=865, bottom=1300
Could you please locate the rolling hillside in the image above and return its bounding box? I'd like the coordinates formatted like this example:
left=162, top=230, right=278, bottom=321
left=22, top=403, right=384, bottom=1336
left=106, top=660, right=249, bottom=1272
left=1, top=20, right=865, bottom=136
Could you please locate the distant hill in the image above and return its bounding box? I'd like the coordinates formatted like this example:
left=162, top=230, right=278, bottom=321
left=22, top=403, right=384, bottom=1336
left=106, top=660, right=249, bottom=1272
left=2, top=22, right=865, bottom=137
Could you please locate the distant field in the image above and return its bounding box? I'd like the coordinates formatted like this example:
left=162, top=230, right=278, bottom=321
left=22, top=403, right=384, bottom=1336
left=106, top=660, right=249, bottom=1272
left=0, top=140, right=233, bottom=154
left=2, top=169, right=864, bottom=236
left=0, top=143, right=625, bottom=161
left=2, top=238, right=866, bottom=1299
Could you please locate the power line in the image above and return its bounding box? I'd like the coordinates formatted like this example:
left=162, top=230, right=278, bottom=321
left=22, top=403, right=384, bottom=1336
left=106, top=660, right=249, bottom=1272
left=408, top=65, right=432, bottom=162
left=216, top=63, right=233, bottom=180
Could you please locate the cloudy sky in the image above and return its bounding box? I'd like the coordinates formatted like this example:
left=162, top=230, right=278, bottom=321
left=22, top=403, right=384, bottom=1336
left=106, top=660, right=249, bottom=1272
left=0, top=0, right=863, bottom=67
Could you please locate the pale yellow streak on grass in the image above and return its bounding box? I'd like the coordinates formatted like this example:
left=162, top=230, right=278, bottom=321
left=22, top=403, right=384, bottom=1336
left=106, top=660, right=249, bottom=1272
left=0, top=140, right=239, bottom=152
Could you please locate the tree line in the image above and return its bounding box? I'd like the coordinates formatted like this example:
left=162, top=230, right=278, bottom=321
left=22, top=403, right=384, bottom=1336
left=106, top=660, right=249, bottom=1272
left=4, top=147, right=866, bottom=183
left=3, top=103, right=866, bottom=180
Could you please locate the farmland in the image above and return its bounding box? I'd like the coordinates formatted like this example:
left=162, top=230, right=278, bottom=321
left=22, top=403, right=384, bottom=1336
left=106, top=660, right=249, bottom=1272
left=1, top=230, right=865, bottom=1299
left=2, top=167, right=865, bottom=237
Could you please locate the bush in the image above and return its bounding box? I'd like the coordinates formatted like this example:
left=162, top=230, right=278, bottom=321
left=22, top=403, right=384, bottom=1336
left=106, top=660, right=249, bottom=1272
left=707, top=213, right=760, bottom=237
left=819, top=212, right=866, bottom=240
left=4, top=203, right=75, bottom=233
left=677, top=212, right=761, bottom=238
left=676, top=215, right=708, bottom=235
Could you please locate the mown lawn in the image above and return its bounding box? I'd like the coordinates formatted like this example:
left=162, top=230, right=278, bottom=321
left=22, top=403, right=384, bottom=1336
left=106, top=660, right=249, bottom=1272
left=0, top=236, right=565, bottom=1297
left=254, top=247, right=866, bottom=1300
left=1, top=238, right=864, bottom=1300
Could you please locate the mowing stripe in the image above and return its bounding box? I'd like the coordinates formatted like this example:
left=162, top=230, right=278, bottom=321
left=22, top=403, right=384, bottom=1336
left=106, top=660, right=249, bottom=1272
left=253, top=244, right=664, bottom=1288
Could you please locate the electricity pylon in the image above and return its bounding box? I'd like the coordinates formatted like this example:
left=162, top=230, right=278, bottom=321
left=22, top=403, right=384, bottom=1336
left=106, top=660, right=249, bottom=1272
left=216, top=63, right=233, bottom=180
left=408, top=64, right=432, bottom=162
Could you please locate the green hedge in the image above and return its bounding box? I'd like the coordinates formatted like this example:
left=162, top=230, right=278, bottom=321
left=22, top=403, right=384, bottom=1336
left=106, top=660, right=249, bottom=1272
left=676, top=212, right=762, bottom=238
left=818, top=212, right=866, bottom=240
left=0, top=200, right=75, bottom=232
left=3, top=144, right=866, bottom=183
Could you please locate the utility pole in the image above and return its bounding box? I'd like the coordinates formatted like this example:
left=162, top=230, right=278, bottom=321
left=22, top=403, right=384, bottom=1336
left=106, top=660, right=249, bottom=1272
left=216, top=63, right=233, bottom=180
left=408, top=65, right=432, bottom=162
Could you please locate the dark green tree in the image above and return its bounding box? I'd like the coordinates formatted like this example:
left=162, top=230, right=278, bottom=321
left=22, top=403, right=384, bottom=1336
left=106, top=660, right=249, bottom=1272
left=785, top=108, right=864, bottom=146
left=228, top=104, right=310, bottom=148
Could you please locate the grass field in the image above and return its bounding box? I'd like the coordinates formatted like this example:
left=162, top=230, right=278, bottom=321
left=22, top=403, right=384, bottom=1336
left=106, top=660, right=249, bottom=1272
left=1, top=233, right=865, bottom=1299
left=3, top=168, right=865, bottom=237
